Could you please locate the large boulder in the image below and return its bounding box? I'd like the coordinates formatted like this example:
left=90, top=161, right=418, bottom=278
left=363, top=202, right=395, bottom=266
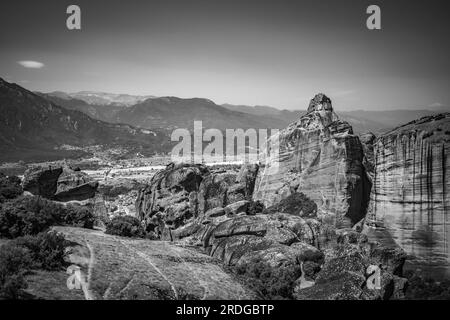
left=135, top=163, right=260, bottom=240
left=22, top=165, right=63, bottom=198
left=253, top=93, right=371, bottom=227
left=202, top=213, right=322, bottom=266
left=54, top=168, right=98, bottom=201
left=22, top=165, right=97, bottom=201
left=135, top=163, right=212, bottom=238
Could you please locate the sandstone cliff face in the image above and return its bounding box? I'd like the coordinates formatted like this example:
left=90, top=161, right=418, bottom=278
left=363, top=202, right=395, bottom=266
left=253, top=93, right=371, bottom=227
left=365, top=113, right=450, bottom=278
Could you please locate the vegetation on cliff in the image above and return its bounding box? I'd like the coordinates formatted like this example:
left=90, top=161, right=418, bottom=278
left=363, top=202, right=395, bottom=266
left=0, top=195, right=95, bottom=238
left=0, top=176, right=93, bottom=299
left=105, top=215, right=146, bottom=238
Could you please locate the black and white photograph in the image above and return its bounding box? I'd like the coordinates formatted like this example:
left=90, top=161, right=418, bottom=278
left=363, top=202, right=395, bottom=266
left=0, top=0, right=449, bottom=306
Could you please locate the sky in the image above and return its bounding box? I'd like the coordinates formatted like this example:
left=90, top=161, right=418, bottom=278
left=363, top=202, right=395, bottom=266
left=1, top=0, right=449, bottom=111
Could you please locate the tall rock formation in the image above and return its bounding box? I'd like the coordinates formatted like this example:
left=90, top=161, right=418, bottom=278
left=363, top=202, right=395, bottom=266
left=134, top=97, right=409, bottom=298
left=365, top=113, right=450, bottom=279
left=253, top=93, right=371, bottom=227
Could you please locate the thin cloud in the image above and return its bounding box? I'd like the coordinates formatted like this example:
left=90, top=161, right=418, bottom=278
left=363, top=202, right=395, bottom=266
left=17, top=60, right=45, bottom=69
left=428, top=102, right=443, bottom=108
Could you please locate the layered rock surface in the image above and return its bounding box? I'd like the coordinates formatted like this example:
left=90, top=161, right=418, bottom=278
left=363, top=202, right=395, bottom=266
left=253, top=93, right=371, bottom=227
left=53, top=226, right=254, bottom=299
left=135, top=163, right=259, bottom=240
left=365, top=113, right=450, bottom=279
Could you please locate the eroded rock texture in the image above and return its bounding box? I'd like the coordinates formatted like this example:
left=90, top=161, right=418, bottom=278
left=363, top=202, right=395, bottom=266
left=253, top=93, right=371, bottom=227
left=365, top=113, right=450, bottom=278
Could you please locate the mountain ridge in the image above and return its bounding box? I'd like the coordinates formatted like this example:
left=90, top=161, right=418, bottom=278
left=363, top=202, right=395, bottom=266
left=0, top=78, right=170, bottom=162
left=43, top=90, right=447, bottom=135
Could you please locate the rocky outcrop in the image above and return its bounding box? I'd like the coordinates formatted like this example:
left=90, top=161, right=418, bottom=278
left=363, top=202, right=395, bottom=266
left=133, top=94, right=414, bottom=299
left=22, top=165, right=98, bottom=201
left=294, top=229, right=407, bottom=300
left=365, top=113, right=450, bottom=279
left=202, top=213, right=322, bottom=261
left=22, top=166, right=63, bottom=199
left=253, top=93, right=371, bottom=227
left=360, top=132, right=376, bottom=180
left=135, top=162, right=333, bottom=291
left=135, top=163, right=260, bottom=239
left=54, top=168, right=98, bottom=201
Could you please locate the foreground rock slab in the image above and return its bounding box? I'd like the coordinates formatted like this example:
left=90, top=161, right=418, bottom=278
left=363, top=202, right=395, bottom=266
left=53, top=226, right=255, bottom=300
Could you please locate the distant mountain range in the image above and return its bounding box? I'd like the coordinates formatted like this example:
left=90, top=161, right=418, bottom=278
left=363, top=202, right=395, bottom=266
left=0, top=78, right=170, bottom=162
left=41, top=92, right=289, bottom=130
left=1, top=78, right=447, bottom=163
left=42, top=91, right=448, bottom=135
left=221, top=103, right=449, bottom=134
left=48, top=91, right=155, bottom=107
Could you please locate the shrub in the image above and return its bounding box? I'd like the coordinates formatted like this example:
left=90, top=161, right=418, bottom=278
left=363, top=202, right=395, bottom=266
left=0, top=244, right=32, bottom=299
left=0, top=197, right=55, bottom=238
left=247, top=200, right=265, bottom=215
left=0, top=174, right=23, bottom=202
left=62, top=205, right=95, bottom=229
left=235, top=259, right=302, bottom=300
left=11, top=231, right=70, bottom=271
left=106, top=216, right=146, bottom=238
left=264, top=192, right=317, bottom=218
left=0, top=231, right=71, bottom=299
left=404, top=271, right=450, bottom=300
left=0, top=195, right=95, bottom=238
